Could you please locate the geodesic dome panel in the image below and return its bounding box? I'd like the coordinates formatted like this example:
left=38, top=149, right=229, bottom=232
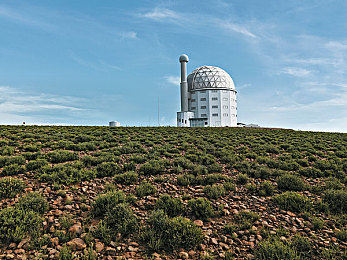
left=187, top=66, right=235, bottom=91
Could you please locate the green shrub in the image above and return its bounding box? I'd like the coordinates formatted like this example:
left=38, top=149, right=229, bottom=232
left=0, top=207, right=43, bottom=243
left=136, top=182, right=156, bottom=197
left=233, top=211, right=260, bottom=230
left=96, top=162, right=122, bottom=177
left=0, top=177, right=25, bottom=199
left=142, top=210, right=204, bottom=251
left=223, top=181, right=236, bottom=191
left=335, top=228, right=347, bottom=242
left=323, top=189, right=347, bottom=214
left=273, top=191, right=312, bottom=213
left=114, top=171, right=138, bottom=185
left=188, top=197, right=215, bottom=220
left=1, top=164, right=25, bottom=176
left=236, top=173, right=248, bottom=185
left=59, top=245, right=73, bottom=260
left=47, top=150, right=78, bottom=163
left=17, top=192, right=49, bottom=214
left=155, top=194, right=184, bottom=217
left=26, top=159, right=48, bottom=171
left=91, top=190, right=126, bottom=217
left=204, top=184, right=225, bottom=199
left=277, top=174, right=306, bottom=191
left=246, top=183, right=257, bottom=194
left=139, top=160, right=164, bottom=175
left=311, top=217, right=324, bottom=230
left=259, top=181, right=275, bottom=196
left=255, top=237, right=300, bottom=260
left=102, top=203, right=138, bottom=238
left=177, top=174, right=196, bottom=186
left=290, top=234, right=311, bottom=256
left=0, top=155, right=25, bottom=168
left=0, top=146, right=15, bottom=156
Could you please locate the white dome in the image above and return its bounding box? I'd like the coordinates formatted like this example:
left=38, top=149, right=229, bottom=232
left=187, top=66, right=235, bottom=91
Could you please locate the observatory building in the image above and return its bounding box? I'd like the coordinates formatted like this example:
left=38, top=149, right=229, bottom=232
left=177, top=54, right=237, bottom=127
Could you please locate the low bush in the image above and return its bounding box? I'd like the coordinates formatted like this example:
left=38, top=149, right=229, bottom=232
left=1, top=164, right=25, bottom=176
left=114, top=171, right=138, bottom=185
left=0, top=177, right=25, bottom=199
left=246, top=183, right=257, bottom=194
left=273, top=191, right=312, bottom=213
left=0, top=207, right=43, bottom=243
left=277, top=174, right=306, bottom=191
left=311, top=217, right=324, bottom=230
left=232, top=211, right=260, bottom=230
left=47, top=150, right=78, bottom=163
left=91, top=190, right=126, bottom=217
left=142, top=210, right=204, bottom=251
left=97, top=203, right=138, bottom=239
left=139, top=160, right=164, bottom=175
left=335, top=228, right=347, bottom=242
left=96, top=162, right=122, bottom=177
left=0, top=155, right=25, bottom=168
left=290, top=234, right=311, bottom=257
left=155, top=194, right=184, bottom=217
left=203, top=184, right=225, bottom=199
left=223, top=181, right=236, bottom=191
left=188, top=197, right=215, bottom=220
left=259, top=181, right=275, bottom=196
left=236, top=173, right=248, bottom=185
left=177, top=174, right=196, bottom=186
left=255, top=237, right=300, bottom=260
left=136, top=182, right=156, bottom=197
left=17, top=192, right=49, bottom=214
left=26, top=159, right=48, bottom=171
left=323, top=189, right=347, bottom=214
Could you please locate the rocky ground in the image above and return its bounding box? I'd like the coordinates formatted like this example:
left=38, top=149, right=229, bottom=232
left=1, top=172, right=346, bottom=259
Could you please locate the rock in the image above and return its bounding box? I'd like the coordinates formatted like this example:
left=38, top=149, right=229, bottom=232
left=6, top=254, right=15, bottom=259
left=67, top=238, right=86, bottom=250
left=194, top=220, right=203, bottom=227
left=49, top=249, right=57, bottom=255
left=17, top=239, right=28, bottom=249
left=51, top=237, right=59, bottom=246
left=211, top=238, right=218, bottom=245
left=179, top=251, right=189, bottom=259
left=287, top=211, right=296, bottom=217
left=128, top=245, right=138, bottom=252
left=14, top=249, right=25, bottom=254
left=95, top=242, right=104, bottom=253
left=69, top=223, right=82, bottom=236
left=188, top=250, right=196, bottom=257
left=105, top=247, right=117, bottom=256
left=8, top=243, right=16, bottom=249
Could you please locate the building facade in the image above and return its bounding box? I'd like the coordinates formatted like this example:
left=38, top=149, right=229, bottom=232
left=177, top=55, right=237, bottom=127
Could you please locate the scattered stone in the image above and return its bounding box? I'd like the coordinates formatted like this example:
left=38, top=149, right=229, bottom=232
left=67, top=238, right=86, bottom=250
left=194, top=220, right=203, bottom=227
left=179, top=251, right=189, bottom=259
left=95, top=242, right=104, bottom=253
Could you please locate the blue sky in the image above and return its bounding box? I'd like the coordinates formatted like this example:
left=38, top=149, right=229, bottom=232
left=0, top=0, right=346, bottom=132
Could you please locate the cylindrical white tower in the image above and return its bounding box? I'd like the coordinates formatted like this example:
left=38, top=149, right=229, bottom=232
left=179, top=54, right=189, bottom=112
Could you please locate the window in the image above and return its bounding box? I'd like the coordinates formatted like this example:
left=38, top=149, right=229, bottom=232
left=212, top=97, right=218, bottom=101
left=201, top=114, right=207, bottom=117
left=223, top=98, right=228, bottom=101
left=205, top=122, right=208, bottom=125
left=185, top=120, right=187, bottom=124
left=191, top=99, right=196, bottom=102
left=212, top=90, right=218, bottom=93
left=212, top=105, right=218, bottom=108
left=200, top=106, right=206, bottom=109
left=200, top=90, right=206, bottom=93
left=223, top=105, right=228, bottom=109
left=223, top=90, right=228, bottom=93
left=181, top=119, right=184, bottom=123
left=200, top=98, right=206, bottom=101
left=212, top=113, right=218, bottom=117
left=191, top=107, right=196, bottom=110
left=223, top=113, right=228, bottom=117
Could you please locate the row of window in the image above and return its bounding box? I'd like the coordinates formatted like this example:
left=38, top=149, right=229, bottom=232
left=192, top=97, right=230, bottom=102
left=200, top=113, right=237, bottom=117
left=191, top=105, right=235, bottom=110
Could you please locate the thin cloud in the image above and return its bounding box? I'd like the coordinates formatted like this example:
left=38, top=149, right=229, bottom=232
left=280, top=67, right=312, bottom=77
left=141, top=8, right=180, bottom=20
left=164, top=76, right=180, bottom=86
left=120, top=31, right=138, bottom=39
left=220, top=22, right=256, bottom=38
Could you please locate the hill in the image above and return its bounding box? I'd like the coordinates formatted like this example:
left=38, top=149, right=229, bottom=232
left=0, top=126, right=346, bottom=259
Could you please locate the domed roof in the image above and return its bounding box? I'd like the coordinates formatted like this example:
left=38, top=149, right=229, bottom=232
left=179, top=54, right=189, bottom=62
left=187, top=66, right=235, bottom=91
